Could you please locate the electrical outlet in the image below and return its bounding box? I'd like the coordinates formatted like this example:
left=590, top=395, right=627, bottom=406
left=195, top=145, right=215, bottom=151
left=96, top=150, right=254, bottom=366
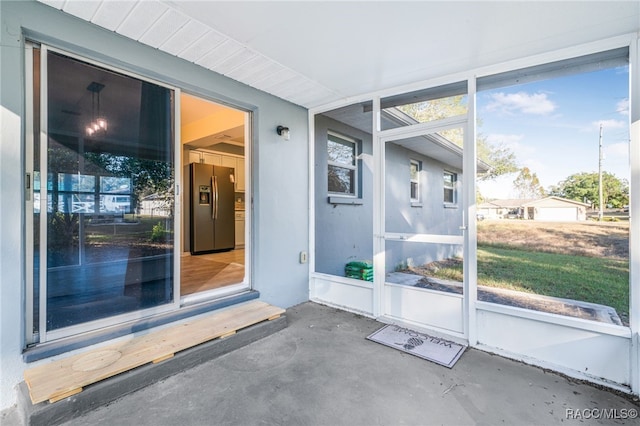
left=299, top=251, right=308, bottom=264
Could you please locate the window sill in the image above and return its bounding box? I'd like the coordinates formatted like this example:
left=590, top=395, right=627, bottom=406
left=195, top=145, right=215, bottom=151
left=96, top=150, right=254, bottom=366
left=328, top=196, right=363, bottom=205
left=444, top=203, right=458, bottom=209
left=410, top=202, right=423, bottom=208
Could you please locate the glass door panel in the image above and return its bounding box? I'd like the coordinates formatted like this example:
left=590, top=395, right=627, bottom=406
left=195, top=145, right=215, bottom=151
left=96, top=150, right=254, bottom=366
left=33, top=49, right=176, bottom=337
left=382, top=126, right=467, bottom=333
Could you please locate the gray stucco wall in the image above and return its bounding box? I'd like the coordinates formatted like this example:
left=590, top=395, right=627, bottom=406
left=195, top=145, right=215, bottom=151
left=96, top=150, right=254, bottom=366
left=314, top=113, right=463, bottom=276
left=314, top=115, right=373, bottom=276
left=384, top=143, right=463, bottom=271
left=0, top=0, right=309, bottom=409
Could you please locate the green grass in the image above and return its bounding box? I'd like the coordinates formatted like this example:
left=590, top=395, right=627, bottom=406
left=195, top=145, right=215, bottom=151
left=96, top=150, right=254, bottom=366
left=431, top=244, right=629, bottom=322
left=85, top=216, right=174, bottom=244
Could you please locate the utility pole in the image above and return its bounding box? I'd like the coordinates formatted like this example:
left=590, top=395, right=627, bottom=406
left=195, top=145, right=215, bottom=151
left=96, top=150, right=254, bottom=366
left=598, top=123, right=604, bottom=221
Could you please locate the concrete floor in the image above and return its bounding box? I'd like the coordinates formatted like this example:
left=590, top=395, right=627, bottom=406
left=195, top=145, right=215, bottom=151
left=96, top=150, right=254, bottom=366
left=3, top=301, right=639, bottom=425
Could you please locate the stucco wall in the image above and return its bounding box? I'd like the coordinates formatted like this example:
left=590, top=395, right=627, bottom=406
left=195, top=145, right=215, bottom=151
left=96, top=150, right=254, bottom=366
left=384, top=143, right=463, bottom=271
left=0, top=0, right=309, bottom=410
left=314, top=115, right=374, bottom=276
left=314, top=114, right=463, bottom=276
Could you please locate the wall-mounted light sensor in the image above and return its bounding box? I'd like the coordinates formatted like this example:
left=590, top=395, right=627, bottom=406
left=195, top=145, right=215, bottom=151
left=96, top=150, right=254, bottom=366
left=276, top=125, right=290, bottom=141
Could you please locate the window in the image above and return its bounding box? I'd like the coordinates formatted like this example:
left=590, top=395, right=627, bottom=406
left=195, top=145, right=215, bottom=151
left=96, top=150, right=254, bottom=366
left=327, top=131, right=357, bottom=195
left=444, top=171, right=456, bottom=204
left=410, top=160, right=420, bottom=202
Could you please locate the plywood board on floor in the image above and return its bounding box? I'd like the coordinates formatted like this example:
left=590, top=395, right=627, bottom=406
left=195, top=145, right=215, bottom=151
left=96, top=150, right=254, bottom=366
left=24, top=301, right=284, bottom=405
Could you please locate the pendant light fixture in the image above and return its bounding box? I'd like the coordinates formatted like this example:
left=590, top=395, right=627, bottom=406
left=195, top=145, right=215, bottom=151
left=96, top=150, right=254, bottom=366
left=86, top=82, right=107, bottom=137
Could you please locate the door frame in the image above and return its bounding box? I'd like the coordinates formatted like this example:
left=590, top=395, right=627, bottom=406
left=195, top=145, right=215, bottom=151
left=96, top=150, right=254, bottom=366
left=24, top=42, right=182, bottom=344
left=178, top=92, right=253, bottom=306
left=373, top=112, right=476, bottom=341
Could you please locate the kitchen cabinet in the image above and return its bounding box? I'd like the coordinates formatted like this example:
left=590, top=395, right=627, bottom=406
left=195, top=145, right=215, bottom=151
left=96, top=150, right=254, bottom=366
left=236, top=158, right=245, bottom=192
left=189, top=149, right=244, bottom=192
left=235, top=210, right=245, bottom=248
left=188, top=150, right=202, bottom=164
left=222, top=156, right=236, bottom=168
left=202, top=152, right=222, bottom=166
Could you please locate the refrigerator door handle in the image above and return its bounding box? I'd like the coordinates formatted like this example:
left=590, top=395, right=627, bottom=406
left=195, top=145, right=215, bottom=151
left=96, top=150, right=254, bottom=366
left=212, top=175, right=219, bottom=220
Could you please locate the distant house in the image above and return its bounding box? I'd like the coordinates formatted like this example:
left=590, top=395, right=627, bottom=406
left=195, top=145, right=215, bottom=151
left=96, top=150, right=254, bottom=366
left=139, top=193, right=172, bottom=217
left=479, top=196, right=589, bottom=221
left=522, top=196, right=589, bottom=221
left=478, top=199, right=534, bottom=219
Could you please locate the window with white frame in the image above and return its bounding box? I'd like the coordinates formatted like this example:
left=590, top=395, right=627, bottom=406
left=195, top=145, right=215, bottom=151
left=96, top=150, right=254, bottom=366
left=327, top=131, right=357, bottom=196
left=410, top=159, right=421, bottom=202
left=444, top=171, right=456, bottom=204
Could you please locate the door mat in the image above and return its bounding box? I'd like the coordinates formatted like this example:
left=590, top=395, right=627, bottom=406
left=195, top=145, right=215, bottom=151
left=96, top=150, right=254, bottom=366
left=366, top=325, right=466, bottom=368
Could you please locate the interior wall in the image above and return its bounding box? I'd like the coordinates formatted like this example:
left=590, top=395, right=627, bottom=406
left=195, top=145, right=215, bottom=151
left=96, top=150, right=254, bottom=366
left=0, top=0, right=309, bottom=410
left=181, top=107, right=244, bottom=144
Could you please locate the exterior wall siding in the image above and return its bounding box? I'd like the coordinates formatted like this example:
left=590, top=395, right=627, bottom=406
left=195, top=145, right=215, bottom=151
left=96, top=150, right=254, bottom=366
left=314, top=115, right=374, bottom=277
left=314, top=114, right=463, bottom=276
left=384, top=143, right=463, bottom=272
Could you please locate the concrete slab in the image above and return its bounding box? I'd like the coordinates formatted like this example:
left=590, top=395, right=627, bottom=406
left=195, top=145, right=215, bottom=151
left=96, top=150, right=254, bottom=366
left=2, top=302, right=638, bottom=426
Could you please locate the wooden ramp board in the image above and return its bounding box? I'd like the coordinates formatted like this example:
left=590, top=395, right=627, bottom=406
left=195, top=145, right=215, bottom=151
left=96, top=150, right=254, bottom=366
left=24, top=301, right=284, bottom=405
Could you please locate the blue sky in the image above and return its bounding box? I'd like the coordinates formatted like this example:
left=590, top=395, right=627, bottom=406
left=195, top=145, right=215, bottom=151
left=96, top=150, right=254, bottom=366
left=476, top=66, right=630, bottom=200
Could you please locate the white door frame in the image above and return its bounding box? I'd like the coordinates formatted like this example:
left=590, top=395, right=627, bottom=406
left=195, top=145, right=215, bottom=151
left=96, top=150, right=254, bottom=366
left=24, top=42, right=182, bottom=344
left=373, top=111, right=474, bottom=340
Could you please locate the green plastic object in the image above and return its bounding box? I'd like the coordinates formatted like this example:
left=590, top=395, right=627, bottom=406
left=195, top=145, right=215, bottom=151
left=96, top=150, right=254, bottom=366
left=345, top=260, right=373, bottom=281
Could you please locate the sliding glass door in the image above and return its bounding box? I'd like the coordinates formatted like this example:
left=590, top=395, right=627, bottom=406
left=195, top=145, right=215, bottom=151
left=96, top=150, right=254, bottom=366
left=26, top=44, right=178, bottom=342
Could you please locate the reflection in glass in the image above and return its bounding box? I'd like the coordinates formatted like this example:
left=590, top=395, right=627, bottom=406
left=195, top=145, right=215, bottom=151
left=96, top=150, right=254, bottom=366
left=327, top=138, right=355, bottom=165
left=410, top=160, right=419, bottom=201
left=41, top=51, right=174, bottom=331
left=327, top=132, right=357, bottom=196
left=328, top=165, right=355, bottom=194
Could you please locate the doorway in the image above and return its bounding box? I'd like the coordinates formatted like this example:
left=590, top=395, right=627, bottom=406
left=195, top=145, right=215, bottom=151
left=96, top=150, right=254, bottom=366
left=179, top=94, right=250, bottom=300
left=379, top=121, right=469, bottom=337
left=25, top=44, right=252, bottom=345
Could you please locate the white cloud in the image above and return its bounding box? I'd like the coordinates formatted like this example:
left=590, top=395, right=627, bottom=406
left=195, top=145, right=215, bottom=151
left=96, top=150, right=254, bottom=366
left=616, top=98, right=629, bottom=116
left=477, top=175, right=517, bottom=200
left=605, top=141, right=629, bottom=158
left=485, top=92, right=556, bottom=115
left=591, top=119, right=626, bottom=130
left=485, top=133, right=535, bottom=157
left=485, top=133, right=524, bottom=146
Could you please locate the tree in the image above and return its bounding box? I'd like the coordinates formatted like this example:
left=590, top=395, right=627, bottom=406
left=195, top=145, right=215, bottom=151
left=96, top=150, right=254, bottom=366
left=550, top=172, right=629, bottom=209
left=84, top=152, right=174, bottom=215
left=397, top=97, right=518, bottom=181
left=513, top=167, right=545, bottom=199
left=476, top=134, right=518, bottom=181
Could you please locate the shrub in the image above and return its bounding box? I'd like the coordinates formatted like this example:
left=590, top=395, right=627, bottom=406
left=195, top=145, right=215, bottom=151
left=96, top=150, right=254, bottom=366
left=150, top=221, right=166, bottom=242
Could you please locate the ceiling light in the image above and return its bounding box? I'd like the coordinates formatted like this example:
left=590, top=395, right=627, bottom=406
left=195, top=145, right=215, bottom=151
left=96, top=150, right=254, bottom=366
left=86, top=82, right=108, bottom=137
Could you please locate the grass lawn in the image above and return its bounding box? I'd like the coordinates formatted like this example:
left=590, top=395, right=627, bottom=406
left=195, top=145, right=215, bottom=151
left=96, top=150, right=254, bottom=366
left=426, top=220, right=630, bottom=325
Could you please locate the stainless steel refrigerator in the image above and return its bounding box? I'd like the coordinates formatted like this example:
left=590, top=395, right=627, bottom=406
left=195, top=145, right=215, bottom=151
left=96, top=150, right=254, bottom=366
left=189, top=163, right=236, bottom=254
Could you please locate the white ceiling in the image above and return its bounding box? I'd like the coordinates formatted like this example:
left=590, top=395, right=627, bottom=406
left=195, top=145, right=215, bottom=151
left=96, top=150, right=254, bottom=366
left=38, top=1, right=640, bottom=109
